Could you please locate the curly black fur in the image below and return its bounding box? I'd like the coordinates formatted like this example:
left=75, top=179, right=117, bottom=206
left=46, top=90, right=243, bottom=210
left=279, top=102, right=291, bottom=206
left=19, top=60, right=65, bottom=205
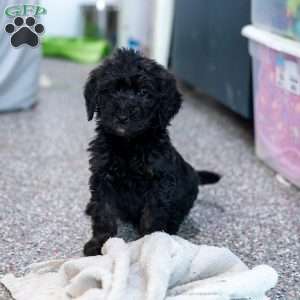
left=83, top=49, right=220, bottom=256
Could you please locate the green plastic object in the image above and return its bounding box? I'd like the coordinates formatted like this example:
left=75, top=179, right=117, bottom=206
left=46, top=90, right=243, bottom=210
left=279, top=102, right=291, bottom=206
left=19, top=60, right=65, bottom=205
left=42, top=37, right=110, bottom=64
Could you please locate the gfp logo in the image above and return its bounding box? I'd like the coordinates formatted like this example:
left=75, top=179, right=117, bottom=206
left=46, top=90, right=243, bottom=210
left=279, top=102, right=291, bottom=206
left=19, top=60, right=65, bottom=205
left=4, top=4, right=47, bottom=48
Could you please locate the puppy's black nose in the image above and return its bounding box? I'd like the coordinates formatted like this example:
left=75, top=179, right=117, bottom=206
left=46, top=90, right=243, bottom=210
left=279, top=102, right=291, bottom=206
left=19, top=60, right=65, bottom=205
left=118, top=115, right=128, bottom=122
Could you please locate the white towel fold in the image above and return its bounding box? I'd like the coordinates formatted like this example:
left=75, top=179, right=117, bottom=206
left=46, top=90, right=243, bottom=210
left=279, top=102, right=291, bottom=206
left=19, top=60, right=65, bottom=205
left=1, top=232, right=278, bottom=300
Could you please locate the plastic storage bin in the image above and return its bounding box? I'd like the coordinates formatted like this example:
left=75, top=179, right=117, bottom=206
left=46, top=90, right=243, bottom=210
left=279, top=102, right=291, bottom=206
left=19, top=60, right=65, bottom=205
left=252, top=0, right=300, bottom=41
left=243, top=25, right=300, bottom=187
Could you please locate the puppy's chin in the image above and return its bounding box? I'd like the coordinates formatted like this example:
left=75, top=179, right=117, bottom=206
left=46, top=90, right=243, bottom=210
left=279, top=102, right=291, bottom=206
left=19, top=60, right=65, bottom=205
left=108, top=126, right=133, bottom=138
left=104, top=124, right=146, bottom=138
left=115, top=127, right=127, bottom=137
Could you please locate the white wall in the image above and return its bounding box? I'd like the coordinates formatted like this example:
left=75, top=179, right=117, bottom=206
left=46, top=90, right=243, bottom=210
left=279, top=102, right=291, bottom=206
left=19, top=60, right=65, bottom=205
left=152, top=0, right=174, bottom=66
left=41, top=0, right=95, bottom=37
left=117, top=0, right=153, bottom=55
left=117, top=0, right=174, bottom=66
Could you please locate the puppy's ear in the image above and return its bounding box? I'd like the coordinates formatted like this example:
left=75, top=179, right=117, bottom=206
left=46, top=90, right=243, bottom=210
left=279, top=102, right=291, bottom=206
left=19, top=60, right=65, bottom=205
left=84, top=75, right=98, bottom=121
left=157, top=69, right=182, bottom=127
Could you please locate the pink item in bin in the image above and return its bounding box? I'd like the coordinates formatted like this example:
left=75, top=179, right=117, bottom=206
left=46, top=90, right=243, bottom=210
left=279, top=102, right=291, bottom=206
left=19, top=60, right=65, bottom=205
left=242, top=25, right=300, bottom=187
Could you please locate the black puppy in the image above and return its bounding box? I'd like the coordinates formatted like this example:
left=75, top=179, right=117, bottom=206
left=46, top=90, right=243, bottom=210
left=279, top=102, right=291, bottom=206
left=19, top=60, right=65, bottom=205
left=83, top=49, right=220, bottom=256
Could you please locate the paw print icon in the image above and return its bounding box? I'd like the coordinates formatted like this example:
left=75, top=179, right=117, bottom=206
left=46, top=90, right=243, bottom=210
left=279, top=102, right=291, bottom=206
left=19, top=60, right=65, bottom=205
left=5, top=16, right=44, bottom=48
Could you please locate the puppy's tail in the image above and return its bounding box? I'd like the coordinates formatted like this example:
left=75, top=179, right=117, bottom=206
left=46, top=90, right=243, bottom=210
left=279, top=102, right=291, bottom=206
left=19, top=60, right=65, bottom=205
left=197, top=171, right=221, bottom=185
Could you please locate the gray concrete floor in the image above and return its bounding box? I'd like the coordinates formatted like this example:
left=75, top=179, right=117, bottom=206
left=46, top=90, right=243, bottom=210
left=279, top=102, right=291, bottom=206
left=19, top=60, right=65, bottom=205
left=0, top=59, right=299, bottom=300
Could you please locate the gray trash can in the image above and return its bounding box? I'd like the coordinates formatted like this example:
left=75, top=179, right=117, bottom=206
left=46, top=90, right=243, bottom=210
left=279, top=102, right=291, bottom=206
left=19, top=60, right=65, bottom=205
left=171, top=0, right=252, bottom=119
left=0, top=0, right=41, bottom=112
left=81, top=3, right=118, bottom=47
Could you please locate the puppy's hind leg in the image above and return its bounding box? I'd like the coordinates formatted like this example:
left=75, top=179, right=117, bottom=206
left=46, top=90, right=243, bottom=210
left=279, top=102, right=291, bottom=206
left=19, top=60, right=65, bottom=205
left=139, top=200, right=170, bottom=235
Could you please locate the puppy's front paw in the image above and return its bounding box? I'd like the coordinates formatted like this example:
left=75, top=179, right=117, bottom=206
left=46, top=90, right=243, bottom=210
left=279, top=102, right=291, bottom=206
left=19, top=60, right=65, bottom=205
left=83, top=238, right=102, bottom=256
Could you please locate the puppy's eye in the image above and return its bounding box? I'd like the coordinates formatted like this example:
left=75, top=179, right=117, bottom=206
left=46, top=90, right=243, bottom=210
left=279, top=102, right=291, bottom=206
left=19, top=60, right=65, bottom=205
left=132, top=107, right=140, bottom=114
left=137, top=89, right=147, bottom=97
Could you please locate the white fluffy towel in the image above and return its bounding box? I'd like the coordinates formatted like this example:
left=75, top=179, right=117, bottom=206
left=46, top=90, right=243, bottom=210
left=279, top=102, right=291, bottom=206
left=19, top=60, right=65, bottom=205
left=1, top=232, right=278, bottom=300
